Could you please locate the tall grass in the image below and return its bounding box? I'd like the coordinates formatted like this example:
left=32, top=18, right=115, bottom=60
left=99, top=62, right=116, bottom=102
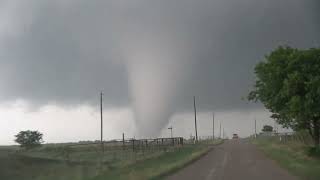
left=253, top=133, right=320, bottom=180
left=277, top=131, right=314, bottom=146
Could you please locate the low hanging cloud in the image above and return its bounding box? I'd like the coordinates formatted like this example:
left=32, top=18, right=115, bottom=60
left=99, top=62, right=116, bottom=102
left=0, top=0, right=319, bottom=137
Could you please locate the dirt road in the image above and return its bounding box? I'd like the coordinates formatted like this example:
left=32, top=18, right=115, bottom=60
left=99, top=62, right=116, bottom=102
left=166, top=139, right=297, bottom=180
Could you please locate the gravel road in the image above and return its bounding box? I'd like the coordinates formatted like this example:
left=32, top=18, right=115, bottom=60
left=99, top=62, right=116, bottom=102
left=166, top=139, right=298, bottom=180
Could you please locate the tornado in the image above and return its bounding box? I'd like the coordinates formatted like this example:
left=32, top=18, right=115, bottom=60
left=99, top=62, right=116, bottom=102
left=124, top=35, right=190, bottom=138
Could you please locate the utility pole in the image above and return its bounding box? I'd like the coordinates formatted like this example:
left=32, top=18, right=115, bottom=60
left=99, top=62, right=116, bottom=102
left=219, top=121, right=222, bottom=139
left=212, top=112, right=215, bottom=140
left=168, top=126, right=173, bottom=138
left=223, top=128, right=225, bottom=139
left=254, top=118, right=257, bottom=138
left=100, top=92, right=104, bottom=153
left=193, top=96, right=198, bottom=143
left=122, top=133, right=125, bottom=146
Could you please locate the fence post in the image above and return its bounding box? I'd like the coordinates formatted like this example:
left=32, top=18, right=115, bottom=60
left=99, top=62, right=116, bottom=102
left=132, top=139, right=135, bottom=152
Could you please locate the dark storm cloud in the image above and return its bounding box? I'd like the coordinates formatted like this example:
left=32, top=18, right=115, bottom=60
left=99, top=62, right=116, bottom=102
left=0, top=0, right=319, bottom=112
left=173, top=0, right=320, bottom=112
left=0, top=1, right=129, bottom=107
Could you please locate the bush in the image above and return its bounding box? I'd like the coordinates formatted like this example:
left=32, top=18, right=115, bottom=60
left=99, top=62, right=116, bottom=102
left=308, top=146, right=320, bottom=158
left=262, top=125, right=273, bottom=132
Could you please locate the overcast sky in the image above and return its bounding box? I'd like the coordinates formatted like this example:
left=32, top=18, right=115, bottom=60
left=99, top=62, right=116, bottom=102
left=0, top=0, right=319, bottom=144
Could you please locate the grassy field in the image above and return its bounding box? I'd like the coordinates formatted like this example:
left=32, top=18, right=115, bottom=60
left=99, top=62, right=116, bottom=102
left=0, top=145, right=100, bottom=180
left=252, top=137, right=320, bottom=180
left=92, top=144, right=211, bottom=180
left=0, top=140, right=221, bottom=180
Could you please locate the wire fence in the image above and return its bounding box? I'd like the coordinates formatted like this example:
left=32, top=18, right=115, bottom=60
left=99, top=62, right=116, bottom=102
left=257, top=131, right=314, bottom=146
left=18, top=137, right=187, bottom=167
left=14, top=135, right=221, bottom=173
left=70, top=137, right=184, bottom=151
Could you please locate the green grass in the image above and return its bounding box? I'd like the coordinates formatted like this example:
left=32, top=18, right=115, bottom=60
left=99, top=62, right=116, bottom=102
left=91, top=144, right=211, bottom=180
left=0, top=154, right=98, bottom=180
left=91, top=139, right=224, bottom=180
left=0, top=140, right=222, bottom=180
left=0, top=145, right=165, bottom=180
left=252, top=137, right=320, bottom=180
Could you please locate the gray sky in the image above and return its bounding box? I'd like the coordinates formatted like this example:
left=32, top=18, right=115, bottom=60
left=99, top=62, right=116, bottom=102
left=0, top=0, right=319, bottom=144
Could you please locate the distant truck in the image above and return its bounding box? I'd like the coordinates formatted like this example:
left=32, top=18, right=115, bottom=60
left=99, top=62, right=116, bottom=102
left=232, top=134, right=239, bottom=139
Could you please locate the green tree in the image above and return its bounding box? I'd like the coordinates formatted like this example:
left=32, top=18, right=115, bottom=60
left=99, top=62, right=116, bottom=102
left=262, top=125, right=273, bottom=132
left=248, top=46, right=320, bottom=146
left=15, top=130, right=43, bottom=149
